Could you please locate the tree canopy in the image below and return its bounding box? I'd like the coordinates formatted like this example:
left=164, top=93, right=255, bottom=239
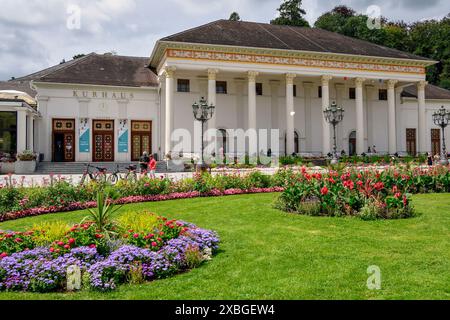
left=229, top=12, right=241, bottom=21
left=313, top=5, right=450, bottom=89
left=271, top=0, right=310, bottom=27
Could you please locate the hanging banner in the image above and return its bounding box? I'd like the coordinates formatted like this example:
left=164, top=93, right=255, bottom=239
left=118, top=120, right=129, bottom=153
left=79, top=119, right=90, bottom=153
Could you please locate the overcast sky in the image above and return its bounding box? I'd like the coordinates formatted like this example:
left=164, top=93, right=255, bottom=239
left=0, top=0, right=449, bottom=81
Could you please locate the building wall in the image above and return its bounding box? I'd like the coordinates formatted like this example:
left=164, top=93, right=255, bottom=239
left=34, top=84, right=159, bottom=162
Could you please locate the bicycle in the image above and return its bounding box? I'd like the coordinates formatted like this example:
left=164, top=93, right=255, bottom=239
left=80, top=164, right=108, bottom=185
left=123, top=164, right=138, bottom=184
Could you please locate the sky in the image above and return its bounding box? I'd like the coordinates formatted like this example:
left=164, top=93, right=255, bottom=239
left=0, top=0, right=449, bottom=81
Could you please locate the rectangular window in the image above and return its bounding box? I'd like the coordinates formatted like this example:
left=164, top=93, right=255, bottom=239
left=379, top=89, right=388, bottom=101
left=318, top=86, right=322, bottom=98
left=256, top=83, right=263, bottom=96
left=349, top=88, right=356, bottom=100
left=0, top=111, right=17, bottom=156
left=293, top=85, right=297, bottom=97
left=216, top=81, right=227, bottom=94
left=177, top=79, right=190, bottom=93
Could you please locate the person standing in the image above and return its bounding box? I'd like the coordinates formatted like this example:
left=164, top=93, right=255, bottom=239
left=148, top=154, right=157, bottom=179
left=140, top=151, right=150, bottom=174
left=427, top=152, right=434, bottom=166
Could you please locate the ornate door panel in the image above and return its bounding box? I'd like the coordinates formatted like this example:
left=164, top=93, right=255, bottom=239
left=406, top=129, right=417, bottom=156
left=431, top=129, right=441, bottom=156
left=52, top=119, right=75, bottom=162
left=131, top=121, right=152, bottom=161
left=93, top=120, right=115, bottom=162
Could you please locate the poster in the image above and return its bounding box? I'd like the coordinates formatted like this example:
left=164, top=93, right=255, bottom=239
left=79, top=119, right=90, bottom=153
left=118, top=120, right=129, bottom=153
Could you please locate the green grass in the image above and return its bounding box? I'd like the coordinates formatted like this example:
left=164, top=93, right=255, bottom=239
left=0, top=193, right=449, bottom=300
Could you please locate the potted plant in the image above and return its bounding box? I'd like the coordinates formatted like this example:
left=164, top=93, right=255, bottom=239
left=15, top=150, right=37, bottom=174
left=0, top=153, right=16, bottom=174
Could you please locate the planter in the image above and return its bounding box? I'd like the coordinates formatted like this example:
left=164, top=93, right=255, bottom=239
left=15, top=160, right=36, bottom=174
left=0, top=162, right=15, bottom=174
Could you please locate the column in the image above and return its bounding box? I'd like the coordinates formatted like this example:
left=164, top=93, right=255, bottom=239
left=164, top=67, right=176, bottom=156
left=387, top=80, right=398, bottom=155
left=27, top=115, right=34, bottom=152
left=303, top=82, right=313, bottom=153
left=36, top=96, right=49, bottom=161
left=207, top=69, right=219, bottom=131
left=286, top=74, right=296, bottom=155
left=248, top=71, right=259, bottom=156
left=235, top=79, right=245, bottom=130
left=321, top=75, right=332, bottom=155
left=418, top=81, right=428, bottom=154
left=16, top=109, right=27, bottom=153
left=355, top=77, right=366, bottom=155
left=335, top=83, right=345, bottom=153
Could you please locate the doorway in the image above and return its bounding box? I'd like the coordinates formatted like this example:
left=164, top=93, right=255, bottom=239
left=431, top=129, right=441, bottom=156
left=93, top=120, right=115, bottom=162
left=406, top=128, right=417, bottom=156
left=349, top=131, right=357, bottom=156
left=52, top=119, right=75, bottom=162
left=131, top=121, right=152, bottom=161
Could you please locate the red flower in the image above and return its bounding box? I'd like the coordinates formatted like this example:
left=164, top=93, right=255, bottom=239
left=0, top=252, right=7, bottom=259
left=50, top=248, right=55, bottom=253
left=321, top=186, right=329, bottom=196
left=57, top=241, right=65, bottom=247
left=89, top=244, right=96, bottom=249
left=64, top=245, right=70, bottom=250
left=374, top=182, right=384, bottom=191
left=394, top=192, right=402, bottom=199
left=356, top=180, right=363, bottom=187
left=68, top=238, right=75, bottom=245
left=15, top=238, right=23, bottom=243
left=328, top=178, right=336, bottom=184
left=95, top=234, right=103, bottom=239
left=133, top=233, right=140, bottom=239
left=403, top=196, right=408, bottom=206
left=151, top=242, right=158, bottom=247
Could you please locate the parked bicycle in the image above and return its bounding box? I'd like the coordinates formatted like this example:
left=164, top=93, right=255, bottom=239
left=107, top=165, right=138, bottom=184
left=80, top=164, right=108, bottom=185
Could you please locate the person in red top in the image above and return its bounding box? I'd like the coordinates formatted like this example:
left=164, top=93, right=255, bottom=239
left=148, top=154, right=157, bottom=179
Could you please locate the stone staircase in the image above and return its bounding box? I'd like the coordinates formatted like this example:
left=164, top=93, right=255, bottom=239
left=35, top=161, right=173, bottom=175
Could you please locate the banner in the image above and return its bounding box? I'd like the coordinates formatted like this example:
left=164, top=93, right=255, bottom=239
left=79, top=119, right=90, bottom=153
left=118, top=120, right=129, bottom=153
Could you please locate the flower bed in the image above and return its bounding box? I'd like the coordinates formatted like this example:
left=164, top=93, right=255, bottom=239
left=275, top=166, right=450, bottom=219
left=0, top=213, right=219, bottom=292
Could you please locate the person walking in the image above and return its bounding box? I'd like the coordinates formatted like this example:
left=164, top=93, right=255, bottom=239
left=148, top=154, right=157, bottom=179
left=427, top=152, right=434, bottom=166
left=139, top=151, right=150, bottom=174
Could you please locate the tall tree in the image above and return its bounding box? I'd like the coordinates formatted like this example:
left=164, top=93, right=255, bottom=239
left=229, top=12, right=241, bottom=21
left=271, top=0, right=310, bottom=27
left=314, top=5, right=355, bottom=33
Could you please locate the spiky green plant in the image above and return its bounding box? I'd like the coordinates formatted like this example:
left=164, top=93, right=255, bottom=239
left=83, top=192, right=122, bottom=238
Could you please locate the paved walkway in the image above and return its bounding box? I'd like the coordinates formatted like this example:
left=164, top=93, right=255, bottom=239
left=0, top=167, right=282, bottom=188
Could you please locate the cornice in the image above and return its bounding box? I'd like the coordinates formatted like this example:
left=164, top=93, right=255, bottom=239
left=150, top=41, right=437, bottom=73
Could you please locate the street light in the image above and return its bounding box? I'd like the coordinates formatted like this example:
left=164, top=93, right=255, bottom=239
left=192, top=97, right=215, bottom=170
left=432, top=106, right=450, bottom=166
left=324, top=101, right=345, bottom=165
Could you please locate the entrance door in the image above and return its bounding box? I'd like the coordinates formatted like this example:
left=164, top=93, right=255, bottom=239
left=431, top=129, right=441, bottom=156
left=52, top=119, right=75, bottom=162
left=93, top=120, right=115, bottom=162
left=131, top=121, right=152, bottom=161
left=349, top=131, right=357, bottom=156
left=406, top=128, right=417, bottom=156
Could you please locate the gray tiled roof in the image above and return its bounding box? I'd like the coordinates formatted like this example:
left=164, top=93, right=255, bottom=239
left=161, top=20, right=431, bottom=61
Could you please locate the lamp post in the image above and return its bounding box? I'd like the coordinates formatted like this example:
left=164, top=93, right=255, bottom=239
left=324, top=101, right=345, bottom=165
left=432, top=106, right=450, bottom=166
left=192, top=97, right=215, bottom=171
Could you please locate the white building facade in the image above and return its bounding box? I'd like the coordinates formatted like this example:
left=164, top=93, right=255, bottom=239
left=2, top=20, right=450, bottom=165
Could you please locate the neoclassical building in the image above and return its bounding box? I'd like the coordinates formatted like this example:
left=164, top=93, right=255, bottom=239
left=1, top=19, right=450, bottom=165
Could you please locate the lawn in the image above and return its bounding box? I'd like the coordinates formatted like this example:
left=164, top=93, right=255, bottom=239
left=0, top=193, right=449, bottom=300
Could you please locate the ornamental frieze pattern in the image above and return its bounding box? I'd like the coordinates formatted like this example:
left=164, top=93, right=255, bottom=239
left=167, top=49, right=425, bottom=75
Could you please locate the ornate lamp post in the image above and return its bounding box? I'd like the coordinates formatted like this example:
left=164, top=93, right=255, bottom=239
left=192, top=97, right=215, bottom=170
left=324, top=101, right=345, bottom=165
left=432, top=106, right=450, bottom=165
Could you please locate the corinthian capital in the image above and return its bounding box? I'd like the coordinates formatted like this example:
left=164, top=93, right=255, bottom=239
left=163, top=66, right=176, bottom=79
left=417, top=80, right=428, bottom=91
left=355, top=77, right=366, bottom=87
left=387, top=80, right=398, bottom=90
left=207, top=69, right=219, bottom=81
left=286, top=73, right=297, bottom=85
left=321, top=75, right=333, bottom=86
left=248, top=71, right=259, bottom=82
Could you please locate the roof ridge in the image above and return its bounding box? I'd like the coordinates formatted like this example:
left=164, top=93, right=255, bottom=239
left=36, top=53, right=98, bottom=80
left=257, top=23, right=293, bottom=50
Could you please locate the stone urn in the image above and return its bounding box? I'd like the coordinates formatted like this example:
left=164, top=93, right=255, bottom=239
left=15, top=160, right=37, bottom=174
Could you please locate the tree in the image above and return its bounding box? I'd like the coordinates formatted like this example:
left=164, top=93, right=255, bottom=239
left=271, top=0, right=310, bottom=27
left=314, top=5, right=355, bottom=33
left=229, top=12, right=241, bottom=21
left=73, top=54, right=86, bottom=60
